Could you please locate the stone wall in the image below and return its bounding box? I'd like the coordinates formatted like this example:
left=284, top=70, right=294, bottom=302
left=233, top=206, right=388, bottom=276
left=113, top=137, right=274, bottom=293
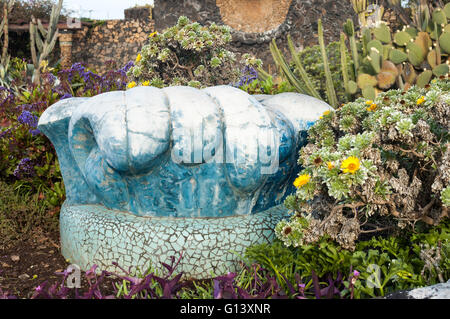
left=71, top=19, right=154, bottom=74
left=153, top=0, right=357, bottom=67
left=62, top=1, right=357, bottom=73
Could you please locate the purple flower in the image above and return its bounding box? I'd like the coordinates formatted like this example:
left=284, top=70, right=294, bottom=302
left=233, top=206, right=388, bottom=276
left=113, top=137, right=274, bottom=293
left=353, top=270, right=360, bottom=278
left=13, top=158, right=35, bottom=179
left=30, top=129, right=41, bottom=136
left=234, top=65, right=258, bottom=88
left=18, top=110, right=39, bottom=128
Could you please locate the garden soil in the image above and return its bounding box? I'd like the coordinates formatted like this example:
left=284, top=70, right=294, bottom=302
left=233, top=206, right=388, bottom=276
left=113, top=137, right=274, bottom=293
left=0, top=229, right=117, bottom=298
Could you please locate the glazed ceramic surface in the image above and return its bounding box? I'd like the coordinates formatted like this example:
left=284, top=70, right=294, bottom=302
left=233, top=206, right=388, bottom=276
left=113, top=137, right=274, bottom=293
left=38, top=85, right=330, bottom=277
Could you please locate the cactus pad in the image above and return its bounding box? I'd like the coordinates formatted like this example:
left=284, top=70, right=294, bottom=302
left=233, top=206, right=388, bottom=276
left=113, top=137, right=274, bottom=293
left=394, top=31, right=413, bottom=46
left=416, top=70, right=433, bottom=88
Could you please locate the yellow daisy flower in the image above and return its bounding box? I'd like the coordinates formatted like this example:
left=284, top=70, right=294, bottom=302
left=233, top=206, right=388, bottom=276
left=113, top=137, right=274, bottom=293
left=127, top=81, right=137, bottom=89
left=293, top=174, right=311, bottom=188
left=142, top=80, right=150, bottom=86
left=366, top=103, right=377, bottom=112
left=327, top=162, right=335, bottom=170
left=149, top=31, right=158, bottom=38
left=416, top=96, right=425, bottom=105
left=365, top=100, right=374, bottom=105
left=136, top=53, right=142, bottom=63
left=341, top=156, right=361, bottom=174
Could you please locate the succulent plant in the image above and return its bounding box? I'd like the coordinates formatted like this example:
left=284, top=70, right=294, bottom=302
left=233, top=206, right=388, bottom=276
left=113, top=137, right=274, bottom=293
left=341, top=2, right=450, bottom=99
left=268, top=3, right=449, bottom=102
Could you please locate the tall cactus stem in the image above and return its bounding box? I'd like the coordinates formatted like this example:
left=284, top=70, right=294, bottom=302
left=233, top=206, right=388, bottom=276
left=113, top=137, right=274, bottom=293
left=318, top=19, right=338, bottom=109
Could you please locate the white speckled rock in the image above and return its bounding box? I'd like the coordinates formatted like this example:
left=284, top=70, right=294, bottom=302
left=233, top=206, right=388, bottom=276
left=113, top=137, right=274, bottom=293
left=386, top=280, right=450, bottom=299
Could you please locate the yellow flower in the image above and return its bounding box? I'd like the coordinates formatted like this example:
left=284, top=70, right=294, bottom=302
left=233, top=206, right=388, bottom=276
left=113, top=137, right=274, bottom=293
left=365, top=100, right=374, bottom=105
left=366, top=103, right=377, bottom=112
left=136, top=53, right=142, bottom=63
left=149, top=31, right=158, bottom=38
left=327, top=162, right=335, bottom=170
left=417, top=96, right=425, bottom=105
left=127, top=81, right=137, bottom=89
left=320, top=110, right=331, bottom=119
left=341, top=156, right=361, bottom=174
left=142, top=80, right=150, bottom=86
left=293, top=174, right=311, bottom=188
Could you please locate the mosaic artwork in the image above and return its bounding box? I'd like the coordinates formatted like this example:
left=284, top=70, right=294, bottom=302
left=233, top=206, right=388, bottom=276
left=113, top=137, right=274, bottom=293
left=38, top=85, right=330, bottom=278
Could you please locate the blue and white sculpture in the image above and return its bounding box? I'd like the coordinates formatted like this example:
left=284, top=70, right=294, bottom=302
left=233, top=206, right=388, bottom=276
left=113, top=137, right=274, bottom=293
left=38, top=85, right=330, bottom=278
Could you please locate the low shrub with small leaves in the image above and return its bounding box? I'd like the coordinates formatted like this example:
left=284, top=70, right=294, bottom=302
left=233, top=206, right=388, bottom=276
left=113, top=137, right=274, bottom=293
left=127, top=16, right=261, bottom=89
left=279, top=78, right=449, bottom=250
left=248, top=219, right=449, bottom=298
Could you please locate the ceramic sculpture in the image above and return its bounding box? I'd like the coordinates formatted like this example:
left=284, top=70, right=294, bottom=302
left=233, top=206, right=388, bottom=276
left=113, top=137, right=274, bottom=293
left=38, top=85, right=331, bottom=278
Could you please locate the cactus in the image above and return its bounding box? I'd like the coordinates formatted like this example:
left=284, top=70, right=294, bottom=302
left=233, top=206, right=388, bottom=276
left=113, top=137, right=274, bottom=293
left=403, top=63, right=417, bottom=84
left=376, top=60, right=398, bottom=89
left=318, top=19, right=338, bottom=108
left=368, top=47, right=382, bottom=73
left=0, top=0, right=15, bottom=67
left=444, top=3, right=450, bottom=18
left=269, top=39, right=309, bottom=95
left=373, top=23, right=391, bottom=43
left=367, top=39, right=383, bottom=56
left=407, top=42, right=425, bottom=66
left=286, top=35, right=321, bottom=99
left=29, top=0, right=63, bottom=84
left=340, top=33, right=351, bottom=97
left=394, top=31, right=413, bottom=46
left=432, top=63, right=449, bottom=77
left=405, top=26, right=418, bottom=38
left=357, top=73, right=377, bottom=89
left=362, top=85, right=376, bottom=100
left=389, top=49, right=408, bottom=64
left=427, top=49, right=438, bottom=68
left=414, top=32, right=432, bottom=56
left=439, top=32, right=450, bottom=54
left=343, top=19, right=360, bottom=76
left=432, top=8, right=447, bottom=25
left=416, top=70, right=432, bottom=87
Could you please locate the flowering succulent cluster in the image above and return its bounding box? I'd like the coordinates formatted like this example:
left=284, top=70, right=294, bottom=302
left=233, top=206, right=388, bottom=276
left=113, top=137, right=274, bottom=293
left=127, top=16, right=261, bottom=88
left=278, top=77, right=450, bottom=250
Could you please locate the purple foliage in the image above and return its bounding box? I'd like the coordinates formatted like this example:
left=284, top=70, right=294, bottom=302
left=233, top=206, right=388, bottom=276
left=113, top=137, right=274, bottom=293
left=0, top=288, right=17, bottom=299
left=23, top=256, right=353, bottom=299
left=31, top=254, right=186, bottom=299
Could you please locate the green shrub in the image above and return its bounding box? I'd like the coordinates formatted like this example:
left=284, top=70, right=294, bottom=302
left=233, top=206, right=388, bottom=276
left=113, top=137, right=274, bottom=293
left=246, top=219, right=449, bottom=298
left=279, top=78, right=449, bottom=250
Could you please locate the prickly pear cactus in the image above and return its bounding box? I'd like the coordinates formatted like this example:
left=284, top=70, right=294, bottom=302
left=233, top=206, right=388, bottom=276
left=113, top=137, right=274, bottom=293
left=343, top=4, right=450, bottom=99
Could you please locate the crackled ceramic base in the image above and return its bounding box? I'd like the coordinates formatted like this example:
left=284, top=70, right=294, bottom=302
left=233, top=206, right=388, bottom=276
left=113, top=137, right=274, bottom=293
left=60, top=203, right=289, bottom=279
